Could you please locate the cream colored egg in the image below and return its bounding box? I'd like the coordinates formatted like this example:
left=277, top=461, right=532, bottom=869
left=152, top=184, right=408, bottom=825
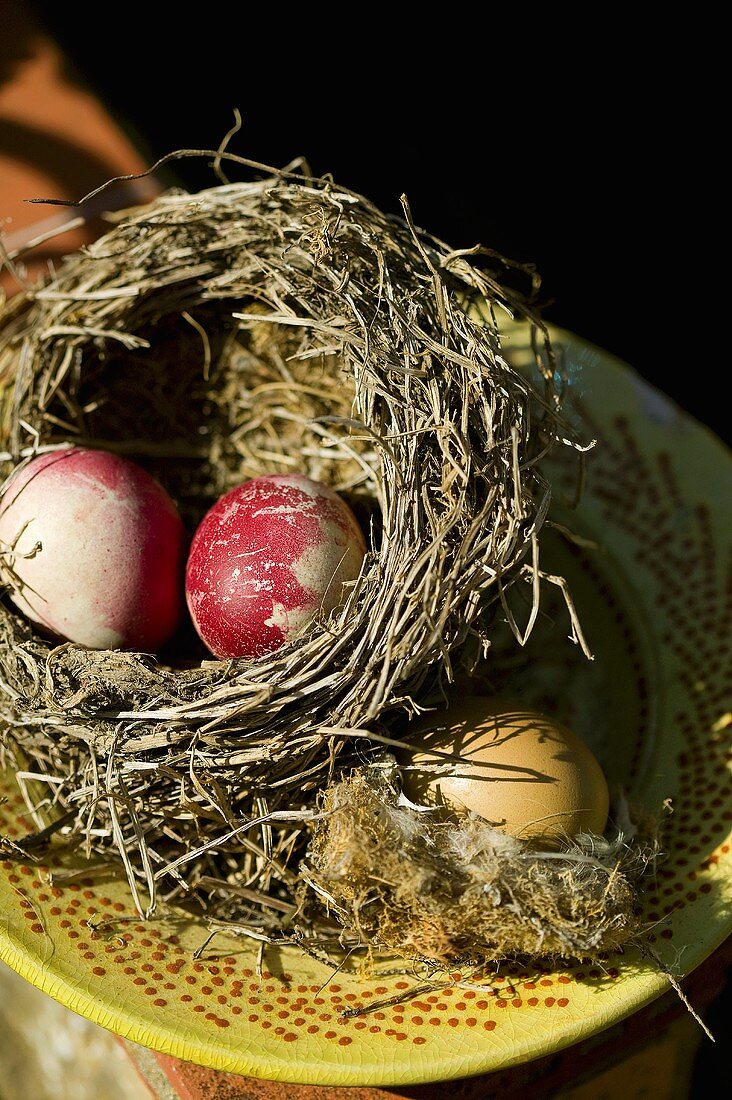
left=400, top=697, right=609, bottom=846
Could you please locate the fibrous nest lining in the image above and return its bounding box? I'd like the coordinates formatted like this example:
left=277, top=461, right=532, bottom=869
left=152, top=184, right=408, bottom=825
left=308, top=766, right=658, bottom=964
left=0, top=156, right=588, bottom=954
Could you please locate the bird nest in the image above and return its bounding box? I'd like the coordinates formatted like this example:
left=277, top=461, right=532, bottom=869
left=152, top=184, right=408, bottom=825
left=0, top=158, right=650, bottom=967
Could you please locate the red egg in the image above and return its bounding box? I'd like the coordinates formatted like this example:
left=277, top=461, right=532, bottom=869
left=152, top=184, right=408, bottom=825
left=0, top=448, right=184, bottom=651
left=185, top=474, right=366, bottom=659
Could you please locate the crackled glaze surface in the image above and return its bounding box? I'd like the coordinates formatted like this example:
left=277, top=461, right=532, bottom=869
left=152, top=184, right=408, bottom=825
left=1, top=325, right=730, bottom=1086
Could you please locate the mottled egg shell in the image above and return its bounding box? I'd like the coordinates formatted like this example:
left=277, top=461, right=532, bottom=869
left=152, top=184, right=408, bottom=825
left=400, top=697, right=610, bottom=846
left=185, top=474, right=366, bottom=659
left=0, top=448, right=185, bottom=650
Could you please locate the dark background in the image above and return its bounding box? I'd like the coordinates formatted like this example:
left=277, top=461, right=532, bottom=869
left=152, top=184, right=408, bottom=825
left=27, top=5, right=725, bottom=442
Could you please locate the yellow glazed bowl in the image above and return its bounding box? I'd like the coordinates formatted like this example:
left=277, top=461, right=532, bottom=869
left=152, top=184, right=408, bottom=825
left=1, top=322, right=730, bottom=1086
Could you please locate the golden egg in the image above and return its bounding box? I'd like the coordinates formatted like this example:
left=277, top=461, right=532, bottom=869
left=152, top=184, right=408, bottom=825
left=399, top=697, right=609, bottom=846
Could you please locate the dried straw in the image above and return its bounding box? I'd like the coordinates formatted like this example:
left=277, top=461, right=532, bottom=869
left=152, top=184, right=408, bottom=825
left=0, top=155, right=588, bottom=957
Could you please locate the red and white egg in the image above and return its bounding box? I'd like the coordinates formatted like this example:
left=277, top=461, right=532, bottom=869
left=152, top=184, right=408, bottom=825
left=0, top=448, right=185, bottom=651
left=185, top=474, right=366, bottom=659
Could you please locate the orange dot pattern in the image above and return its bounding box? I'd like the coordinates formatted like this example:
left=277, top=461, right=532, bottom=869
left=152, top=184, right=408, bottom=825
left=565, top=409, right=732, bottom=947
